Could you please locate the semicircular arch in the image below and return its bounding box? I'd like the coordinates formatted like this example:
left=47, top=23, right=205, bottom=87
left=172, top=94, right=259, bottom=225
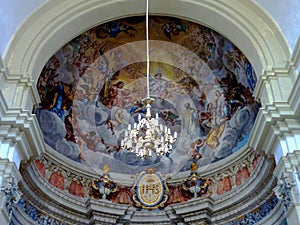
left=4, top=0, right=290, bottom=89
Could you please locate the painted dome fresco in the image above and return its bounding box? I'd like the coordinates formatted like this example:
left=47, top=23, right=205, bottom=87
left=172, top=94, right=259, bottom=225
left=35, top=16, right=260, bottom=176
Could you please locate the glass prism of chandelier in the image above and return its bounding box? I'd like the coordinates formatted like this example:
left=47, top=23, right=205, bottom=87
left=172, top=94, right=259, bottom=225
left=121, top=97, right=177, bottom=158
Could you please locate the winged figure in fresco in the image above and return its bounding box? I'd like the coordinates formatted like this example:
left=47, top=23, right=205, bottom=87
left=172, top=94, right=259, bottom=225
left=177, top=73, right=200, bottom=92
left=162, top=20, right=187, bottom=40
left=97, top=22, right=138, bottom=38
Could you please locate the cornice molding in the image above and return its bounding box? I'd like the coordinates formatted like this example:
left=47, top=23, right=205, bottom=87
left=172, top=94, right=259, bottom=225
left=17, top=150, right=276, bottom=224
left=0, top=60, right=40, bottom=110
left=0, top=123, right=44, bottom=160
left=274, top=150, right=300, bottom=178
left=265, top=119, right=300, bottom=154
left=0, top=159, right=22, bottom=183
left=254, top=62, right=297, bottom=105
left=0, top=61, right=45, bottom=163
left=289, top=70, right=300, bottom=116
left=291, top=36, right=300, bottom=71
left=211, top=155, right=276, bottom=223
left=256, top=203, right=285, bottom=225
left=21, top=164, right=88, bottom=224
left=0, top=110, right=45, bottom=163
left=39, top=146, right=260, bottom=187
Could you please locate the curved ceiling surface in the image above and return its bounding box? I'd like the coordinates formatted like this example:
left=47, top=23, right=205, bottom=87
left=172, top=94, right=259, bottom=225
left=35, top=16, right=259, bottom=176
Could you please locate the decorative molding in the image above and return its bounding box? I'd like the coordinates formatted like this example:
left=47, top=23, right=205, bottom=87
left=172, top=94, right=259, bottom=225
left=32, top=149, right=261, bottom=200
left=3, top=0, right=289, bottom=83
left=13, top=149, right=279, bottom=224
left=211, top=156, right=276, bottom=223
left=0, top=60, right=45, bottom=164
left=254, top=63, right=297, bottom=105
left=288, top=70, right=300, bottom=116
left=0, top=1, right=297, bottom=223
left=13, top=197, right=68, bottom=225
left=0, top=159, right=22, bottom=224
left=0, top=58, right=40, bottom=111
left=0, top=159, right=22, bottom=184
left=0, top=117, right=45, bottom=163
left=291, top=36, right=300, bottom=72
left=249, top=100, right=299, bottom=154
left=21, top=164, right=89, bottom=224
left=274, top=151, right=300, bottom=180
left=273, top=175, right=295, bottom=213
left=1, top=178, right=22, bottom=220
left=249, top=62, right=299, bottom=156
left=263, top=119, right=300, bottom=155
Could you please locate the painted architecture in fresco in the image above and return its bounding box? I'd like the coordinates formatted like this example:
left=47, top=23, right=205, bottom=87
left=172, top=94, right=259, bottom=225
left=35, top=16, right=259, bottom=175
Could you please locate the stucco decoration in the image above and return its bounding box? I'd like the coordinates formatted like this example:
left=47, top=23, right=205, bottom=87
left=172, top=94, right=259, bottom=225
left=35, top=16, right=259, bottom=176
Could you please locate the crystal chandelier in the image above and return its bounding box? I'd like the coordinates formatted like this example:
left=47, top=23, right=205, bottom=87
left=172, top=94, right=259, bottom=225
left=120, top=0, right=177, bottom=158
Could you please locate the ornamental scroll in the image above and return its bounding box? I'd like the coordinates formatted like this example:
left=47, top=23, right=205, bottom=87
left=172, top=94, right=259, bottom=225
left=132, top=168, right=169, bottom=210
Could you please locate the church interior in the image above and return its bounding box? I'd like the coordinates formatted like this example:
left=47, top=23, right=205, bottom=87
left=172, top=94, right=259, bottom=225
left=0, top=1, right=300, bottom=224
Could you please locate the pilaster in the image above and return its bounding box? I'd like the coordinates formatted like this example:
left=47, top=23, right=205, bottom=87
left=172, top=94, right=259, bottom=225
left=249, top=66, right=300, bottom=159
left=0, top=57, right=45, bottom=165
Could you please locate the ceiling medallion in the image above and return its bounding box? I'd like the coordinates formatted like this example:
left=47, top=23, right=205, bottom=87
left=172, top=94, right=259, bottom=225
left=132, top=168, right=169, bottom=209
left=120, top=0, right=177, bottom=158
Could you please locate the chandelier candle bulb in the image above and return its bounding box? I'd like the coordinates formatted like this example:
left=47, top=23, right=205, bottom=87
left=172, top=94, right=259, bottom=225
left=170, top=136, right=173, bottom=143
left=146, top=105, right=151, bottom=118
left=128, top=140, right=132, bottom=148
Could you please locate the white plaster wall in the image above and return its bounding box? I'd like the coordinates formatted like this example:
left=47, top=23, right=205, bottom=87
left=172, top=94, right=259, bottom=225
left=255, top=0, right=300, bottom=51
left=0, top=0, right=45, bottom=55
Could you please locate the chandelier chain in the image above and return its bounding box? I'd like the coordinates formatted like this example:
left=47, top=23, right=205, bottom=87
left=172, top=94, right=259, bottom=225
left=146, top=0, right=150, bottom=98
